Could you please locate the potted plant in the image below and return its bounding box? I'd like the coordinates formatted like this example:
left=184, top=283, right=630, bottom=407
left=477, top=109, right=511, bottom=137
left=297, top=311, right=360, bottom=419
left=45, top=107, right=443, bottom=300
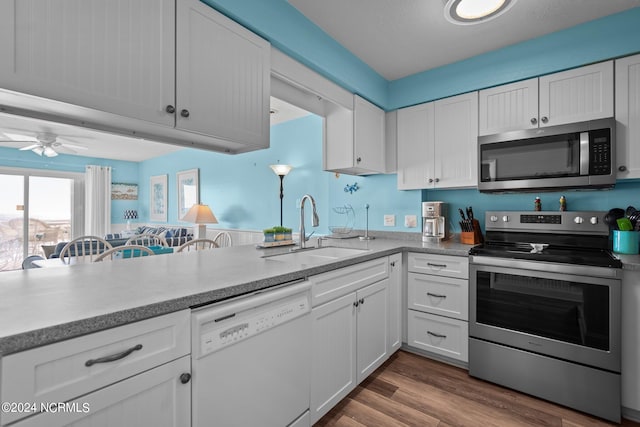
left=283, top=227, right=292, bottom=241
left=273, top=226, right=286, bottom=241
left=263, top=228, right=275, bottom=242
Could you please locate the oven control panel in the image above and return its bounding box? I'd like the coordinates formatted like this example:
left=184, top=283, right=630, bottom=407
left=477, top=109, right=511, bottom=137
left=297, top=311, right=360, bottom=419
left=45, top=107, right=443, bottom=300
left=486, top=211, right=608, bottom=235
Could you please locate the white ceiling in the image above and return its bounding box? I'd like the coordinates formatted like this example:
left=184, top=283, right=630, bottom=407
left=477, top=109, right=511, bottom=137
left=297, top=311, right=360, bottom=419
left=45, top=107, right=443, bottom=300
left=288, top=0, right=640, bottom=80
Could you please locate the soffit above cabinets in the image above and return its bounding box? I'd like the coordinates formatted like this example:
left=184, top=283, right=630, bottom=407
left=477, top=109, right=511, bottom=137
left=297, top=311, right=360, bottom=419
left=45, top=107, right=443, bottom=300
left=288, top=0, right=640, bottom=80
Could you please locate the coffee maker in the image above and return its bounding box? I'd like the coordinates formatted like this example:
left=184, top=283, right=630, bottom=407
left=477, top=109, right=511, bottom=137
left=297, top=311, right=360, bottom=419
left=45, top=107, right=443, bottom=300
left=422, top=201, right=449, bottom=243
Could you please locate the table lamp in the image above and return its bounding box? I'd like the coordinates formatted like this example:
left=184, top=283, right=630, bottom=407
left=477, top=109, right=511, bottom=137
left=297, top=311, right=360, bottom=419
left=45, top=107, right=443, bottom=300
left=123, top=209, right=138, bottom=230
left=182, top=204, right=218, bottom=239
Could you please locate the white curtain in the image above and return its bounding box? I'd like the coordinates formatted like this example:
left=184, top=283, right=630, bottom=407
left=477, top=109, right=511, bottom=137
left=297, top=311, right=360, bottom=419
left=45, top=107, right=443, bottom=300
left=85, top=165, right=112, bottom=237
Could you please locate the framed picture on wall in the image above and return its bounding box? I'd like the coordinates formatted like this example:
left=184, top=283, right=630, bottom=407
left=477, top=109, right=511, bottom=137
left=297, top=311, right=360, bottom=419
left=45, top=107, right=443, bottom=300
left=150, top=175, right=168, bottom=222
left=177, top=168, right=200, bottom=220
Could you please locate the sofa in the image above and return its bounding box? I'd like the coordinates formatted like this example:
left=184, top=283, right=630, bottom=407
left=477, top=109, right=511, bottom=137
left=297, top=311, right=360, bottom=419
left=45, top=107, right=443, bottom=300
left=49, top=226, right=193, bottom=258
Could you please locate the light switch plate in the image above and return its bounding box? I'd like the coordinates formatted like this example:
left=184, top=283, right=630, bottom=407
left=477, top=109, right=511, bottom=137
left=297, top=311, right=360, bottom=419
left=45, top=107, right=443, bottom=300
left=405, top=215, right=417, bottom=228
left=384, top=215, right=395, bottom=227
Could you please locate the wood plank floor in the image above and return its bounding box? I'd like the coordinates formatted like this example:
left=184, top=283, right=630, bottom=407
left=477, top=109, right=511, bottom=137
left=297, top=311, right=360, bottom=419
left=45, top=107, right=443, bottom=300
left=315, top=350, right=640, bottom=427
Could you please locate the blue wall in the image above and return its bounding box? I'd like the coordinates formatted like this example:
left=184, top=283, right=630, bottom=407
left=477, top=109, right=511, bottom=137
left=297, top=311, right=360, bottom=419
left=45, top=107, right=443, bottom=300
left=139, top=115, right=333, bottom=232
left=0, top=147, right=139, bottom=225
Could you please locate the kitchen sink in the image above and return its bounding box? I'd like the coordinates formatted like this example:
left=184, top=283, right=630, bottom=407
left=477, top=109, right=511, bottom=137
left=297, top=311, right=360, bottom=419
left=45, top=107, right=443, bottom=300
left=263, top=246, right=369, bottom=264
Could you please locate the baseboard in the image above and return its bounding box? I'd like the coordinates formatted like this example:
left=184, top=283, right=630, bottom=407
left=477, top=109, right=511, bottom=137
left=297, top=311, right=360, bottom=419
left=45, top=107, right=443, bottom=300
left=623, top=407, right=640, bottom=422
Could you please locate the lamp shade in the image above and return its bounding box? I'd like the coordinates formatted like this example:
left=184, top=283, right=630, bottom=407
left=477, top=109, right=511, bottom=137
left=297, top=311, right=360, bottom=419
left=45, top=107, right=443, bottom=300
left=181, top=203, right=218, bottom=224
left=123, top=209, right=138, bottom=220
left=270, top=164, right=293, bottom=176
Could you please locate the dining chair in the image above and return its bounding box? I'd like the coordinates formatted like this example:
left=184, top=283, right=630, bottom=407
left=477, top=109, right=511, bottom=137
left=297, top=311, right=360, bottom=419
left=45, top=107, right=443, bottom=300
left=213, top=231, right=232, bottom=248
left=22, top=255, right=44, bottom=269
left=176, top=238, right=219, bottom=253
left=125, top=233, right=169, bottom=247
left=59, top=236, right=113, bottom=264
left=94, top=245, right=155, bottom=261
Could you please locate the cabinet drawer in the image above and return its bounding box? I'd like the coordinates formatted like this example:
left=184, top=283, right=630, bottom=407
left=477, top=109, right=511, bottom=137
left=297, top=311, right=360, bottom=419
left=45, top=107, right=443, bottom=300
left=408, top=311, right=468, bottom=363
left=310, top=257, right=388, bottom=307
left=408, top=273, right=468, bottom=321
left=1, top=310, right=190, bottom=425
left=408, top=252, right=468, bottom=279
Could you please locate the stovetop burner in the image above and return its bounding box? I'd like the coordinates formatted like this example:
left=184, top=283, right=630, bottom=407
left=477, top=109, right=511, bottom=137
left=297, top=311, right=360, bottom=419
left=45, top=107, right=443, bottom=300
left=471, top=210, right=623, bottom=269
left=469, top=241, right=622, bottom=268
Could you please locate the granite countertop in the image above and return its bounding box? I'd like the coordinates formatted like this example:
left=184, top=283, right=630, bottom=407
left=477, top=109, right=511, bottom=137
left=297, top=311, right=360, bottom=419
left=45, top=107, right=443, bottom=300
left=0, top=233, right=472, bottom=356
left=3, top=232, right=638, bottom=357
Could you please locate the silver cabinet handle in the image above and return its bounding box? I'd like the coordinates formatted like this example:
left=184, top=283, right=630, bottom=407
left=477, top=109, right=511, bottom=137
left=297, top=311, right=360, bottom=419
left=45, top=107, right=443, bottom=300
left=353, top=300, right=359, bottom=308
left=541, top=116, right=548, bottom=123
left=180, top=109, right=190, bottom=118
left=356, top=157, right=362, bottom=163
left=428, top=178, right=434, bottom=183
left=619, top=165, right=627, bottom=172
left=359, top=298, right=364, bottom=305
left=85, top=344, right=143, bottom=367
left=434, top=178, right=440, bottom=183
left=180, top=373, right=192, bottom=384
left=427, top=292, right=447, bottom=299
left=165, top=105, right=175, bottom=114
left=530, top=117, right=537, bottom=125
left=427, top=263, right=447, bottom=268
left=427, top=331, right=447, bottom=339
left=390, top=261, right=396, bottom=267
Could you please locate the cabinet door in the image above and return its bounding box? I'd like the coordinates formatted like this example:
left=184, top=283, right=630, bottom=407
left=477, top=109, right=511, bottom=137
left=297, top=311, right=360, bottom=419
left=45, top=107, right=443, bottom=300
left=388, top=254, right=403, bottom=352
left=11, top=356, right=191, bottom=427
left=176, top=0, right=270, bottom=148
left=615, top=54, right=640, bottom=180
left=0, top=0, right=175, bottom=127
left=397, top=102, right=434, bottom=190
left=310, top=293, right=357, bottom=424
left=478, top=78, right=539, bottom=135
left=622, top=269, right=640, bottom=412
left=356, top=279, right=389, bottom=383
left=408, top=273, right=468, bottom=321
left=433, top=92, right=478, bottom=188
left=539, top=61, right=614, bottom=127
left=354, top=95, right=385, bottom=173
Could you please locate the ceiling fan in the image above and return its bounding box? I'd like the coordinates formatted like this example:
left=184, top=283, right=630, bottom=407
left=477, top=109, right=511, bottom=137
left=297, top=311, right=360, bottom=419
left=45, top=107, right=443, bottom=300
left=0, top=132, right=88, bottom=157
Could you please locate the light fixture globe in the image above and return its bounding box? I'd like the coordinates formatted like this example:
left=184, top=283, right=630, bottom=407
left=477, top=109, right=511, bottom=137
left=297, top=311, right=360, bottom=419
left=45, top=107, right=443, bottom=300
left=269, top=164, right=293, bottom=176
left=444, top=0, right=516, bottom=25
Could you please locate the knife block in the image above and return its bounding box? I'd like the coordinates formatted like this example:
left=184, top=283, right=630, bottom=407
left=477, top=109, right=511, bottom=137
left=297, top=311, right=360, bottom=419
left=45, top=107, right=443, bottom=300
left=460, top=219, right=483, bottom=245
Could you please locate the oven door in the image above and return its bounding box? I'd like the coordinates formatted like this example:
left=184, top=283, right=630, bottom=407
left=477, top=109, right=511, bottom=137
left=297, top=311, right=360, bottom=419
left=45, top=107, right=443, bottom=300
left=469, top=256, right=621, bottom=372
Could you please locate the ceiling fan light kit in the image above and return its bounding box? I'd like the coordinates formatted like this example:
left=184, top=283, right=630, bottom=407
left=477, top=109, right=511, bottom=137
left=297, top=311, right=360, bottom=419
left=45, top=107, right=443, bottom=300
left=1, top=131, right=87, bottom=157
left=444, top=0, right=516, bottom=25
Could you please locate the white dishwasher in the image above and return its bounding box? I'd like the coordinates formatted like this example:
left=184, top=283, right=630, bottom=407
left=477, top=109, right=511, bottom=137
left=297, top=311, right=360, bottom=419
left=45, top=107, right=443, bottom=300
left=191, top=280, right=312, bottom=427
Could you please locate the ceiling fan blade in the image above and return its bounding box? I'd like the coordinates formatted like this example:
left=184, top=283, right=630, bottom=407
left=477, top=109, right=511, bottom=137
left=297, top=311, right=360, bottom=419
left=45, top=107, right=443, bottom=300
left=19, top=144, right=41, bottom=151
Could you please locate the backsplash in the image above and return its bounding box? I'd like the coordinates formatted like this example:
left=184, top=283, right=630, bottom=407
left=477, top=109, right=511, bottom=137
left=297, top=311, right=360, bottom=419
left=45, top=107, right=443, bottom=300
left=423, top=180, right=640, bottom=234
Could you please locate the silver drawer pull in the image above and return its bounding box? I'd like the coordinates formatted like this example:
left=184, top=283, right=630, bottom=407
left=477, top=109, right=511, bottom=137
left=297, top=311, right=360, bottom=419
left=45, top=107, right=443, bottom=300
left=427, top=331, right=447, bottom=339
left=427, top=263, right=447, bottom=268
left=427, top=292, right=447, bottom=299
left=85, top=344, right=143, bottom=367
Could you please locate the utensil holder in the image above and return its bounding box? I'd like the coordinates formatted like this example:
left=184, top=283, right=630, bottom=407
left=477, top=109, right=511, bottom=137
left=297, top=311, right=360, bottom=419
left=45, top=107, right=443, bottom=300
left=460, top=219, right=483, bottom=245
left=613, top=230, right=639, bottom=254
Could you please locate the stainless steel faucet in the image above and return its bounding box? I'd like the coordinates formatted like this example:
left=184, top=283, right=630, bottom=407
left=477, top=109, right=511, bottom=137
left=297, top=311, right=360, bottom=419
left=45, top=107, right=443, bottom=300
left=299, top=194, right=319, bottom=249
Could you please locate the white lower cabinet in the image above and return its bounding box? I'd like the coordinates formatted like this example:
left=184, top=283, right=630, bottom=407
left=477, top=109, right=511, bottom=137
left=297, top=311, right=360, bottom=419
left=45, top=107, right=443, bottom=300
left=406, top=252, right=469, bottom=364
left=310, top=256, right=398, bottom=424
left=8, top=356, right=191, bottom=427
left=0, top=310, right=191, bottom=427
left=622, top=269, right=640, bottom=417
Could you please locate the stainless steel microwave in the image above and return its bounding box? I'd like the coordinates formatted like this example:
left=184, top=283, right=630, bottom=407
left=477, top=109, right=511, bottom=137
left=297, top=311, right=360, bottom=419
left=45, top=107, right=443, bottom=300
left=478, top=118, right=616, bottom=192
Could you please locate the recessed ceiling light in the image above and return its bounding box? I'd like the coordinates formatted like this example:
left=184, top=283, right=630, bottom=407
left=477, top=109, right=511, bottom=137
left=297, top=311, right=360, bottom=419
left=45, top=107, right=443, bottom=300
left=444, top=0, right=516, bottom=25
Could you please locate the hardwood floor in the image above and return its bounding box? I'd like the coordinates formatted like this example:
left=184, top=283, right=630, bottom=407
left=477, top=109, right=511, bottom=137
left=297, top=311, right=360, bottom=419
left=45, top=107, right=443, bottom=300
left=315, top=350, right=640, bottom=427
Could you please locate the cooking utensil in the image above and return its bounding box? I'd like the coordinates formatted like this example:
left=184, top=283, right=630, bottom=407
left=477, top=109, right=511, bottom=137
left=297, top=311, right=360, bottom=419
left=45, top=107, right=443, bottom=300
left=604, top=208, right=625, bottom=230
left=617, top=217, right=634, bottom=231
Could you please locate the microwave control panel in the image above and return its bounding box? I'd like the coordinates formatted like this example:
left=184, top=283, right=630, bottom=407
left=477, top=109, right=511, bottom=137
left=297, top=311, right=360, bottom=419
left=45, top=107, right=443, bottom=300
left=589, top=128, right=611, bottom=175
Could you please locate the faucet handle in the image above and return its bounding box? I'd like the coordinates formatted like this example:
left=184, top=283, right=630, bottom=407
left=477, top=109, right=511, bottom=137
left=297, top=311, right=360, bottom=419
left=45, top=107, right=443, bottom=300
left=305, top=230, right=315, bottom=241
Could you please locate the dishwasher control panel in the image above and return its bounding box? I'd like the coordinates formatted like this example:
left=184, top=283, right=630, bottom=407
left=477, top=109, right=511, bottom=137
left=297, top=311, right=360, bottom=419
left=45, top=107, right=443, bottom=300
left=196, top=292, right=310, bottom=357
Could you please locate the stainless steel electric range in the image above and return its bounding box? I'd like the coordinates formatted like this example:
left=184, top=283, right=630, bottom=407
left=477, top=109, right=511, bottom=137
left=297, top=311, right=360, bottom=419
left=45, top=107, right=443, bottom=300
left=468, top=211, right=622, bottom=423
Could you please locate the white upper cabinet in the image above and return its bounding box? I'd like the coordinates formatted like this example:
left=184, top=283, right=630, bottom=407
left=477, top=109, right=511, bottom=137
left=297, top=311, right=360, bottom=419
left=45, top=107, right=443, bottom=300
left=397, top=102, right=434, bottom=190
left=0, top=0, right=175, bottom=127
left=176, top=0, right=270, bottom=148
left=479, top=61, right=614, bottom=136
left=0, top=0, right=270, bottom=152
left=478, top=78, right=539, bottom=135
left=397, top=92, right=478, bottom=190
left=615, top=54, right=640, bottom=180
left=324, top=95, right=386, bottom=175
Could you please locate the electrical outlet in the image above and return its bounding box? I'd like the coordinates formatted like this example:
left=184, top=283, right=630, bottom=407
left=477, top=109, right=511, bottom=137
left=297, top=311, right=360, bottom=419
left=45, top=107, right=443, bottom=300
left=384, top=215, right=395, bottom=227
left=405, top=215, right=417, bottom=228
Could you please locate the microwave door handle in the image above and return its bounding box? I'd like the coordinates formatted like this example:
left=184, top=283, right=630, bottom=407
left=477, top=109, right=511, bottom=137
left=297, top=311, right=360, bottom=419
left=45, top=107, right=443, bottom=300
left=580, top=132, right=589, bottom=176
